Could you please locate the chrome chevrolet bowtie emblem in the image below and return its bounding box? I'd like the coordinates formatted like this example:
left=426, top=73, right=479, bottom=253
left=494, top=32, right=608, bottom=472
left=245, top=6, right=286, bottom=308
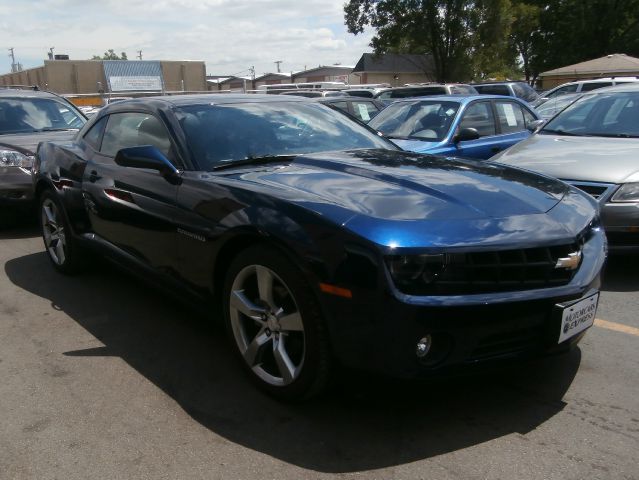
left=555, top=251, right=582, bottom=270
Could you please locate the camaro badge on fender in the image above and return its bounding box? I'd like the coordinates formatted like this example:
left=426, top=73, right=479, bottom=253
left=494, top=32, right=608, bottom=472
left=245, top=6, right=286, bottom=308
left=177, top=228, right=206, bottom=242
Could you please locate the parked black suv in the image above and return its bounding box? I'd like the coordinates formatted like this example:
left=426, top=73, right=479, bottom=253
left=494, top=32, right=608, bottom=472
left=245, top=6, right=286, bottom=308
left=473, top=81, right=540, bottom=104
left=374, top=84, right=477, bottom=102
left=0, top=88, right=86, bottom=225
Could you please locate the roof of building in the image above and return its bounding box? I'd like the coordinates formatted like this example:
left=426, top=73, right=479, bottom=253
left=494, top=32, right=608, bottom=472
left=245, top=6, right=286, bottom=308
left=254, top=72, right=291, bottom=82
left=352, top=53, right=434, bottom=74
left=540, top=54, right=639, bottom=77
left=292, top=65, right=355, bottom=79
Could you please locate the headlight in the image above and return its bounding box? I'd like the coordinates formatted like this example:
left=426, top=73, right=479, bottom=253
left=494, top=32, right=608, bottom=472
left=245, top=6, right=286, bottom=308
left=386, top=254, right=447, bottom=286
left=610, top=183, right=639, bottom=203
left=0, top=149, right=34, bottom=168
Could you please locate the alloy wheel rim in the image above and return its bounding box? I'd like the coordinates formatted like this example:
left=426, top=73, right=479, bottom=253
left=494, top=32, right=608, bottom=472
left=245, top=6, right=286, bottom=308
left=41, top=199, right=66, bottom=266
left=229, top=264, right=305, bottom=386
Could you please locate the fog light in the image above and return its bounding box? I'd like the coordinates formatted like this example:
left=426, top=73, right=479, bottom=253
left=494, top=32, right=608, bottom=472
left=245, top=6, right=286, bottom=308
left=416, top=335, right=432, bottom=358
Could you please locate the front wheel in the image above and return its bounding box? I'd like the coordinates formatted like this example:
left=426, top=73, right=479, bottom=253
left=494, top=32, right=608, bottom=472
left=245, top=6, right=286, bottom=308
left=40, top=190, right=88, bottom=274
left=223, top=245, right=332, bottom=400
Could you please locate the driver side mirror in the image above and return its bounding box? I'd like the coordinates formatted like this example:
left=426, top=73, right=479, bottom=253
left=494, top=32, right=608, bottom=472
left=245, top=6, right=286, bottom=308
left=454, top=127, right=480, bottom=143
left=115, top=145, right=181, bottom=185
left=527, top=119, right=545, bottom=132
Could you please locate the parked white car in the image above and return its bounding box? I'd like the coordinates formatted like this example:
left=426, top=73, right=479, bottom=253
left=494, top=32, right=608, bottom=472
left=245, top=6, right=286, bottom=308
left=535, top=77, right=639, bottom=106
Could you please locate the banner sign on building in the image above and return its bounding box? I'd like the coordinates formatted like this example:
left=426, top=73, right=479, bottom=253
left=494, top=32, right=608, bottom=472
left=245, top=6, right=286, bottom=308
left=109, top=76, right=163, bottom=91
left=103, top=60, right=164, bottom=92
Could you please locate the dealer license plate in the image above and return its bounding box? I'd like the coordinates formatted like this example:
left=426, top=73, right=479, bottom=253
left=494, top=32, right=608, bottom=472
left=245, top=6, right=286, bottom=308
left=557, top=292, right=599, bottom=344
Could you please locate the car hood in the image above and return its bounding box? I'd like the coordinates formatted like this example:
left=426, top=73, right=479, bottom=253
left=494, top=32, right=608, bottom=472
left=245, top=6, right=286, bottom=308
left=0, top=130, right=79, bottom=155
left=493, top=133, right=639, bottom=184
left=219, top=149, right=592, bottom=249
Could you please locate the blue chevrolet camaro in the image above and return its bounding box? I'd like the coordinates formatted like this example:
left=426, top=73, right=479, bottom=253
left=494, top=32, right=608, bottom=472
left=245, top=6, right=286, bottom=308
left=34, top=94, right=604, bottom=400
left=369, top=95, right=542, bottom=159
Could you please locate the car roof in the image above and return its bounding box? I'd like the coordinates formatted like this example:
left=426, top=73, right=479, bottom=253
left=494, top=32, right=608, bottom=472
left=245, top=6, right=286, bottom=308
left=0, top=88, right=66, bottom=99
left=387, top=94, right=526, bottom=104
left=110, top=93, right=311, bottom=108
left=585, top=83, right=639, bottom=94
left=472, top=81, right=527, bottom=86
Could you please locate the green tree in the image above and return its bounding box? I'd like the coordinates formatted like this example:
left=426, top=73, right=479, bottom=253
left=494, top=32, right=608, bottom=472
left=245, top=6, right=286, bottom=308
left=509, top=1, right=541, bottom=83
left=91, top=49, right=128, bottom=60
left=344, top=0, right=515, bottom=82
left=525, top=0, right=639, bottom=83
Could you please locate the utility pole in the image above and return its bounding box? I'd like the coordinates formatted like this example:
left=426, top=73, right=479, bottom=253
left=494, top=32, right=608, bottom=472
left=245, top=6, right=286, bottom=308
left=8, top=47, right=16, bottom=72
left=249, top=65, right=255, bottom=80
left=137, top=50, right=143, bottom=60
left=274, top=60, right=282, bottom=73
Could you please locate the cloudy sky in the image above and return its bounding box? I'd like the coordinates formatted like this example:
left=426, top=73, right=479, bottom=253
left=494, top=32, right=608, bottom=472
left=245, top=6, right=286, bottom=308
left=0, top=0, right=374, bottom=76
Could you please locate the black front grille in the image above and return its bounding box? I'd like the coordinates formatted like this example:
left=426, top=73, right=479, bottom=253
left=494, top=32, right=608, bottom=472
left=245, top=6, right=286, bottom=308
left=565, top=181, right=614, bottom=200
left=468, top=327, right=544, bottom=362
left=573, top=184, right=608, bottom=198
left=398, top=243, right=581, bottom=295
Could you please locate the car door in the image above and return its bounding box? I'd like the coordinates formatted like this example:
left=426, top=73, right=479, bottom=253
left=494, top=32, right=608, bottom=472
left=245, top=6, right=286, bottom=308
left=81, top=110, right=181, bottom=272
left=488, top=100, right=535, bottom=155
left=451, top=100, right=499, bottom=159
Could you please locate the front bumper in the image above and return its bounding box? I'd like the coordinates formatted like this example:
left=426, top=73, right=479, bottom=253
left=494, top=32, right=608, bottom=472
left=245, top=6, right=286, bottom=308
left=0, top=167, right=35, bottom=208
left=601, top=202, right=639, bottom=249
left=322, top=228, right=606, bottom=378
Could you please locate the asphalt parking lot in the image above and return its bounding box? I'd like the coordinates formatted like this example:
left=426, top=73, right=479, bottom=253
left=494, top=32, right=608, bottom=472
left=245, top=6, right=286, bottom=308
left=1, top=221, right=638, bottom=480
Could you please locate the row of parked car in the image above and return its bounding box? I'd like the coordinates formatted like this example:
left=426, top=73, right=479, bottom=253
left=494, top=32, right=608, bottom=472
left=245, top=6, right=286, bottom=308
left=0, top=79, right=634, bottom=400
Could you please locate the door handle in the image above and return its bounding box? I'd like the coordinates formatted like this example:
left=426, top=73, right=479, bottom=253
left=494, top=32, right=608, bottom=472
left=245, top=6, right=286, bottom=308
left=88, top=170, right=101, bottom=183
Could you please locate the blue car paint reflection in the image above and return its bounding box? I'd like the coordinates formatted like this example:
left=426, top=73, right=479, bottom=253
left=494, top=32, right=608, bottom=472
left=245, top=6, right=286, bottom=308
left=369, top=95, right=541, bottom=160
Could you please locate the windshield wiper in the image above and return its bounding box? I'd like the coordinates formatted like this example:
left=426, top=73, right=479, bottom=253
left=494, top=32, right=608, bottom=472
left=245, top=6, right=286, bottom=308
left=34, top=127, right=79, bottom=132
left=211, top=154, right=295, bottom=171
left=385, top=135, right=411, bottom=140
left=540, top=128, right=582, bottom=136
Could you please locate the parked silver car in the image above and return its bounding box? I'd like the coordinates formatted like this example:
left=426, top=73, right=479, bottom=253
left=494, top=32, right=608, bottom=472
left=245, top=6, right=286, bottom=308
left=493, top=83, right=639, bottom=249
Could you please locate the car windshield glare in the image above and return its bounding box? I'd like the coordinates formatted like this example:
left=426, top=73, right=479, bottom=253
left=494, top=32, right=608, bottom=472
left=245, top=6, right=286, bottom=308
left=176, top=102, right=393, bottom=170
left=0, top=98, right=85, bottom=134
left=541, top=91, right=639, bottom=137
left=368, top=101, right=460, bottom=141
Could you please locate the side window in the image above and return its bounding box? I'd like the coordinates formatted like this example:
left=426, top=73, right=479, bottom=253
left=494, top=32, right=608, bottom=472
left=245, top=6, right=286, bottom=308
left=495, top=101, right=526, bottom=133
left=100, top=112, right=172, bottom=159
left=580, top=82, right=612, bottom=92
left=330, top=101, right=350, bottom=112
left=547, top=84, right=578, bottom=98
left=377, top=91, right=392, bottom=100
left=459, top=102, right=496, bottom=137
left=351, top=101, right=380, bottom=122
left=476, top=85, right=510, bottom=96
left=521, top=107, right=537, bottom=128
left=83, top=116, right=108, bottom=150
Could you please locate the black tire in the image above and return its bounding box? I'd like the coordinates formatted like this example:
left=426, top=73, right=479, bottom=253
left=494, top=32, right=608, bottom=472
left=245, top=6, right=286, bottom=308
left=222, top=244, right=332, bottom=401
left=39, top=190, right=88, bottom=274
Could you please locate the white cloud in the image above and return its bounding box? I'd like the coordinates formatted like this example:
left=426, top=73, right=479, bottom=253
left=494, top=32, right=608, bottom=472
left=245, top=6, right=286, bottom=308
left=0, top=0, right=373, bottom=75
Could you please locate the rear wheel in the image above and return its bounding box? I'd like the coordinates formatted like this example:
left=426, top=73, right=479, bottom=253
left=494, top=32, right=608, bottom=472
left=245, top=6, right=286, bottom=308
left=223, top=245, right=331, bottom=400
left=40, top=190, right=88, bottom=274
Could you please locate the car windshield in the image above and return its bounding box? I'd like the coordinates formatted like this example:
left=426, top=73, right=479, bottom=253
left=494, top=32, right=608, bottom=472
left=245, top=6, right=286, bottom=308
left=176, top=101, right=395, bottom=170
left=368, top=100, right=460, bottom=141
left=0, top=97, right=85, bottom=134
left=541, top=91, right=639, bottom=137
left=536, top=94, right=582, bottom=120
left=512, top=83, right=540, bottom=102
